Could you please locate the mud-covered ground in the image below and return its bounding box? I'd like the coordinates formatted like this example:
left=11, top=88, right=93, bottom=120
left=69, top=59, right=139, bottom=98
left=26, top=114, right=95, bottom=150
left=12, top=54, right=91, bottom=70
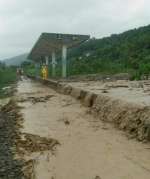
left=8, top=76, right=149, bottom=179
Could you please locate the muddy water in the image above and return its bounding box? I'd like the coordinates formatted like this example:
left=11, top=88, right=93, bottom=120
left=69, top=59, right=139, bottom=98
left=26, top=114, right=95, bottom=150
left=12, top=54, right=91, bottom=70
left=16, top=77, right=150, bottom=179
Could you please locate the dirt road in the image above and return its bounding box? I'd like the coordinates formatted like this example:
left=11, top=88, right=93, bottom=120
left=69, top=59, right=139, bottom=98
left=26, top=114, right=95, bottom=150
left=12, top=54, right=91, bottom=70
left=15, top=76, right=150, bottom=179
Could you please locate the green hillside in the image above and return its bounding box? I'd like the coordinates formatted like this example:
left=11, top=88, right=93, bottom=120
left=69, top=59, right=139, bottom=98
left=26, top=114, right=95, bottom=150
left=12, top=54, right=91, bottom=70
left=48, top=24, right=150, bottom=76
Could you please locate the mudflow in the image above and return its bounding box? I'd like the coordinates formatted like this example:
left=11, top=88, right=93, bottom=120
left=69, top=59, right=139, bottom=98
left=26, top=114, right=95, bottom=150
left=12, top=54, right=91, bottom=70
left=1, top=75, right=150, bottom=179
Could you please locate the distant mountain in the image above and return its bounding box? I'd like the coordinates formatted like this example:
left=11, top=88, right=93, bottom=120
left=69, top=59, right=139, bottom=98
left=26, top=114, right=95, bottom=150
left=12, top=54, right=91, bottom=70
left=1, top=53, right=32, bottom=66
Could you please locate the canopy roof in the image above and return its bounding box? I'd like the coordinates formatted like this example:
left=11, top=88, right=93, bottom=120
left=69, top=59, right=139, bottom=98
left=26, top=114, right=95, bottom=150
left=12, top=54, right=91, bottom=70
left=27, top=33, right=90, bottom=61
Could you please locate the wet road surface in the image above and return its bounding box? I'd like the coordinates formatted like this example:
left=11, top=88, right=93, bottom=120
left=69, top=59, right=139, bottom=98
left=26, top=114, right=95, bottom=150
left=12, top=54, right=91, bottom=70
left=15, top=76, right=150, bottom=179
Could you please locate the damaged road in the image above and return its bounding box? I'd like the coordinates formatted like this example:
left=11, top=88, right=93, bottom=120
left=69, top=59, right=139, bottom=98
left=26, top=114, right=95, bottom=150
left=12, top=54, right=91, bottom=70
left=0, top=80, right=59, bottom=179
left=1, top=75, right=150, bottom=179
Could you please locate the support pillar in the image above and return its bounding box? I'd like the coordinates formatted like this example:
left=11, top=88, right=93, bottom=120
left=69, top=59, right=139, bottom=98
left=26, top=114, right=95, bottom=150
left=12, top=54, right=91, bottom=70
left=40, top=58, right=43, bottom=66
left=45, top=56, right=49, bottom=77
left=40, top=59, right=43, bottom=77
left=51, top=51, right=56, bottom=77
left=62, top=44, right=67, bottom=78
left=45, top=56, right=49, bottom=65
left=36, top=62, right=38, bottom=76
left=38, top=60, right=41, bottom=76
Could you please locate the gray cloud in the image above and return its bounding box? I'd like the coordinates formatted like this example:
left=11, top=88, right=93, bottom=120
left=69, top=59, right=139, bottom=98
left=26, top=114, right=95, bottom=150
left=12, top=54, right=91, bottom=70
left=0, top=0, right=150, bottom=60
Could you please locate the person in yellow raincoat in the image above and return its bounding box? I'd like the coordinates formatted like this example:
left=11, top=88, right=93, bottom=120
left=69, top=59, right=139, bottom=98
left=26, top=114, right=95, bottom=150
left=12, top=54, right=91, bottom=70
left=42, top=63, right=47, bottom=78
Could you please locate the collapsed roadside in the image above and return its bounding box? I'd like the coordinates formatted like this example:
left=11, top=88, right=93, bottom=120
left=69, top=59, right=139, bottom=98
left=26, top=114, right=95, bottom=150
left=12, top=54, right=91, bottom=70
left=28, top=74, right=150, bottom=143
left=1, top=75, right=150, bottom=179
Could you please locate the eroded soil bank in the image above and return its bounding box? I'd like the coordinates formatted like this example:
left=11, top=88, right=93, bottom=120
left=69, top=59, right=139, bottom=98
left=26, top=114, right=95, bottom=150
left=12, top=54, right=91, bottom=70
left=14, top=76, right=150, bottom=179
left=57, top=80, right=150, bottom=142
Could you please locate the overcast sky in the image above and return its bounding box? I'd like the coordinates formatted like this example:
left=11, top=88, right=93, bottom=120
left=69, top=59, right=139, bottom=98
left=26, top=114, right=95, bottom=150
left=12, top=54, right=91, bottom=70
left=0, top=0, right=150, bottom=60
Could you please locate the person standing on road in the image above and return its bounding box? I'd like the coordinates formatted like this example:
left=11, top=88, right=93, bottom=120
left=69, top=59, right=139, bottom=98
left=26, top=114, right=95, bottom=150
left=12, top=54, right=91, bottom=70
left=42, top=63, right=47, bottom=78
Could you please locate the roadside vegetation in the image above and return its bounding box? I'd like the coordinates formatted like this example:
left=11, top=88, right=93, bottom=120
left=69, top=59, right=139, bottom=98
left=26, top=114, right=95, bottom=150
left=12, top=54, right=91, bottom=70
left=130, top=63, right=150, bottom=80
left=21, top=61, right=36, bottom=75
left=0, top=62, right=16, bottom=98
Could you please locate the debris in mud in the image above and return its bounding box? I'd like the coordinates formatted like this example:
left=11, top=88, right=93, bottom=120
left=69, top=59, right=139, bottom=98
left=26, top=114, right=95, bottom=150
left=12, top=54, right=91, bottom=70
left=125, top=156, right=150, bottom=173
left=58, top=117, right=70, bottom=125
left=102, top=90, right=108, bottom=93
left=37, top=91, right=43, bottom=93
left=18, top=94, right=55, bottom=104
left=61, top=98, right=74, bottom=107
left=143, top=89, right=150, bottom=92
left=62, top=102, right=73, bottom=107
left=21, top=158, right=37, bottom=179
left=64, top=120, right=70, bottom=125
left=47, top=153, right=49, bottom=162
left=85, top=109, right=92, bottom=115
left=2, top=84, right=18, bottom=96
left=102, top=126, right=108, bottom=130
left=0, top=99, right=59, bottom=179
left=14, top=133, right=60, bottom=153
left=95, top=176, right=101, bottom=179
left=105, top=84, right=129, bottom=88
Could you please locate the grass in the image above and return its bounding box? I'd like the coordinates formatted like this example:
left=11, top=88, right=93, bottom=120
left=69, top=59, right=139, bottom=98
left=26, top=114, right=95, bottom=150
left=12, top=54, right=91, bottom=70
left=0, top=88, right=7, bottom=99
left=0, top=66, right=16, bottom=99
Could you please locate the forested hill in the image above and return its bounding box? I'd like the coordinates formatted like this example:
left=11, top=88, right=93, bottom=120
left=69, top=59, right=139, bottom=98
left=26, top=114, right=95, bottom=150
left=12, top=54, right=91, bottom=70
left=57, top=24, right=150, bottom=75
left=2, top=53, right=31, bottom=66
